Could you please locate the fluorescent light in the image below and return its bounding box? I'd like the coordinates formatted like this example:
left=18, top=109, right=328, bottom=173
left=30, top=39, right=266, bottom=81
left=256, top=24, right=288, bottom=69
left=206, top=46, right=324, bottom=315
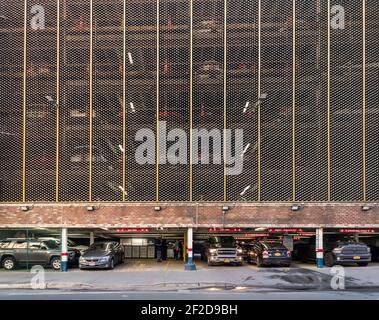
left=118, top=144, right=124, bottom=153
left=128, top=52, right=133, bottom=64
left=45, top=95, right=54, bottom=102
left=130, top=102, right=136, bottom=112
left=241, top=143, right=250, bottom=156
left=240, top=185, right=250, bottom=196
left=242, top=101, right=249, bottom=113
left=255, top=227, right=267, bottom=231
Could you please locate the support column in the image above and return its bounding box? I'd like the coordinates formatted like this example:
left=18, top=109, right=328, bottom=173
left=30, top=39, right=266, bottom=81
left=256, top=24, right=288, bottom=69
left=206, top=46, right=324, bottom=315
left=184, top=227, right=196, bottom=271
left=61, top=228, right=68, bottom=272
left=354, top=233, right=359, bottom=243
left=316, top=228, right=324, bottom=268
left=90, top=232, right=95, bottom=245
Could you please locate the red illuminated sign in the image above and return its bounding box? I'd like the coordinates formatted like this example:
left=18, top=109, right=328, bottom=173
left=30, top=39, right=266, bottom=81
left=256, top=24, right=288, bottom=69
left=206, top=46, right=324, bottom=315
left=116, top=228, right=150, bottom=233
left=268, top=228, right=304, bottom=233
left=243, top=233, right=270, bottom=237
left=208, top=228, right=243, bottom=233
left=339, top=229, right=375, bottom=233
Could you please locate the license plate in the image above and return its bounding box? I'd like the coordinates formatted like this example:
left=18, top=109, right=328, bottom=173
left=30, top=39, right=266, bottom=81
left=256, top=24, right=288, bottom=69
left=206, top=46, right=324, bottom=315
left=274, top=252, right=281, bottom=257
left=224, top=259, right=230, bottom=263
left=89, top=262, right=96, bottom=266
left=353, top=256, right=360, bottom=260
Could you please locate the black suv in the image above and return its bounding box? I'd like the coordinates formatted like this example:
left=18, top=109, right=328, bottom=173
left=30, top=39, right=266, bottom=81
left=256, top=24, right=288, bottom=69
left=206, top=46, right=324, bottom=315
left=202, top=236, right=243, bottom=266
left=294, top=236, right=371, bottom=267
left=0, top=238, right=77, bottom=270
left=246, top=241, right=292, bottom=267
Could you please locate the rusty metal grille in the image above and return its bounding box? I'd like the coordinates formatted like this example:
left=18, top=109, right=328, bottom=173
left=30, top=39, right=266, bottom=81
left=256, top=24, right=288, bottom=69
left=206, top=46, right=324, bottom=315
left=330, top=0, right=363, bottom=201
left=0, top=1, right=24, bottom=202
left=25, top=0, right=57, bottom=201
left=192, top=0, right=224, bottom=201
left=125, top=0, right=157, bottom=201
left=59, top=0, right=91, bottom=201
left=226, top=0, right=258, bottom=201
left=158, top=0, right=190, bottom=201
left=92, top=0, right=123, bottom=201
left=260, top=0, right=293, bottom=201
left=295, top=0, right=328, bottom=201
left=366, top=0, right=379, bottom=201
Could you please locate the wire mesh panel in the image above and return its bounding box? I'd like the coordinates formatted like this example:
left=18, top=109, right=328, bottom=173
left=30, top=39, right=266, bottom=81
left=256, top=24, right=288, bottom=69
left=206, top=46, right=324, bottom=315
left=25, top=0, right=57, bottom=201
left=366, top=0, right=379, bottom=201
left=59, top=0, right=91, bottom=201
left=260, top=0, right=293, bottom=201
left=125, top=0, right=157, bottom=201
left=0, top=1, right=24, bottom=202
left=295, top=0, right=328, bottom=201
left=226, top=0, right=258, bottom=201
left=192, top=0, right=224, bottom=201
left=330, top=0, right=363, bottom=201
left=92, top=0, right=123, bottom=201
left=158, top=0, right=190, bottom=201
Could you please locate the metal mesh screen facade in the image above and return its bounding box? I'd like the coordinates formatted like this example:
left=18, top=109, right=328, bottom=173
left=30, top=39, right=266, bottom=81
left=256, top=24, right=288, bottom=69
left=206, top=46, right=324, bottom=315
left=0, top=0, right=378, bottom=204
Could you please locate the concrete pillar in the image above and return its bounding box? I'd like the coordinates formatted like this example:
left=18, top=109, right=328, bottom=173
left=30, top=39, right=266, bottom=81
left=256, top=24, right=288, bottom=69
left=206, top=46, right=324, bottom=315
left=354, top=233, right=359, bottom=242
left=90, top=232, right=95, bottom=245
left=61, top=228, right=68, bottom=272
left=184, top=227, right=196, bottom=271
left=316, top=228, right=324, bottom=268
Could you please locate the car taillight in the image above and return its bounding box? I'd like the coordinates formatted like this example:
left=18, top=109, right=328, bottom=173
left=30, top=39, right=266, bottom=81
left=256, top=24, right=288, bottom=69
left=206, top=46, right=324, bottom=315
left=262, top=250, right=268, bottom=255
left=287, top=250, right=291, bottom=257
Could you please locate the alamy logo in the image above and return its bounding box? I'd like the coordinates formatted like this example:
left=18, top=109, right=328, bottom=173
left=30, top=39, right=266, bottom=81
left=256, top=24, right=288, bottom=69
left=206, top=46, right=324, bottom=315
left=135, top=121, right=244, bottom=176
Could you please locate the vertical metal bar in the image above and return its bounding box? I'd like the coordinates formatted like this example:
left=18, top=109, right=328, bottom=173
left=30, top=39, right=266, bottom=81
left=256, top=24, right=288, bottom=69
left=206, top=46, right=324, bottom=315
left=292, top=0, right=296, bottom=201
left=156, top=0, right=160, bottom=203
left=327, top=0, right=331, bottom=201
left=362, top=0, right=366, bottom=202
left=122, top=0, right=126, bottom=202
left=223, top=0, right=227, bottom=202
left=56, top=0, right=60, bottom=203
left=22, top=0, right=27, bottom=203
left=89, top=0, right=93, bottom=202
left=189, top=0, right=193, bottom=202
left=257, top=0, right=261, bottom=201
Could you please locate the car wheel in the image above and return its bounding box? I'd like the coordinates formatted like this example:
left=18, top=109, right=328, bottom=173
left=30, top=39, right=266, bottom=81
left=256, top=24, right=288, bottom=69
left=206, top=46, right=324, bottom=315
left=50, top=257, right=61, bottom=271
left=324, top=253, right=335, bottom=267
left=357, top=262, right=368, bottom=267
left=109, top=258, right=115, bottom=270
left=2, top=257, right=16, bottom=270
left=256, top=256, right=264, bottom=268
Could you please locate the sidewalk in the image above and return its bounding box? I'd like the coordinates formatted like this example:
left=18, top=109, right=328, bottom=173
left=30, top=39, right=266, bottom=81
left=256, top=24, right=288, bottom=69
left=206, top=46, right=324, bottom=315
left=0, top=260, right=378, bottom=291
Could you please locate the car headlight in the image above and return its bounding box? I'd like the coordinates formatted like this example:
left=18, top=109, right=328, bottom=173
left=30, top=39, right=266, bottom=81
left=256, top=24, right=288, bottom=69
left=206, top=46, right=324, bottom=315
left=99, top=257, right=110, bottom=263
left=333, top=248, right=342, bottom=254
left=237, top=248, right=243, bottom=254
left=79, top=256, right=85, bottom=262
left=209, top=248, right=217, bottom=254
left=367, top=247, right=371, bottom=253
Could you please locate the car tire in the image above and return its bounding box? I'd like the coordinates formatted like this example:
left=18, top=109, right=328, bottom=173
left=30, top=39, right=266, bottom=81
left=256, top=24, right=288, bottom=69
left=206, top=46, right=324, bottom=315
left=109, top=258, right=115, bottom=270
left=357, top=262, right=368, bottom=267
left=324, top=253, right=335, bottom=267
left=2, top=256, right=16, bottom=270
left=256, top=256, right=264, bottom=268
left=50, top=257, right=61, bottom=271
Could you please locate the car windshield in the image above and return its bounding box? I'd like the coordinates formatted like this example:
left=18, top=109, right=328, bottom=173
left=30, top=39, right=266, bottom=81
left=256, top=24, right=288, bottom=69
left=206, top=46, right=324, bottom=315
left=89, top=243, right=109, bottom=251
left=216, top=237, right=235, bottom=247
left=42, top=240, right=59, bottom=249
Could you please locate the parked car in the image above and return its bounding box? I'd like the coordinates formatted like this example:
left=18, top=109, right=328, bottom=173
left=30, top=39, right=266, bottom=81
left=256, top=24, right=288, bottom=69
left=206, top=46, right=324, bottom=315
left=38, top=237, right=89, bottom=254
left=246, top=241, right=291, bottom=267
left=79, top=241, right=124, bottom=270
left=294, top=236, right=371, bottom=267
left=202, top=236, right=243, bottom=266
left=193, top=19, right=222, bottom=34
left=196, top=60, right=222, bottom=79
left=0, top=238, right=77, bottom=270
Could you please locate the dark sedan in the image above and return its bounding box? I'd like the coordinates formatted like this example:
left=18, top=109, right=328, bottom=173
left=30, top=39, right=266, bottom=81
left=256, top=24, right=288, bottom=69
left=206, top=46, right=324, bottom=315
left=79, top=241, right=124, bottom=270
left=247, top=241, right=291, bottom=267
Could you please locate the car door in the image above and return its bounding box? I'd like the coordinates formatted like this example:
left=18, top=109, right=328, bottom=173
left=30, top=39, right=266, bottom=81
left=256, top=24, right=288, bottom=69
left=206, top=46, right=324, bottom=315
left=28, top=242, right=48, bottom=264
